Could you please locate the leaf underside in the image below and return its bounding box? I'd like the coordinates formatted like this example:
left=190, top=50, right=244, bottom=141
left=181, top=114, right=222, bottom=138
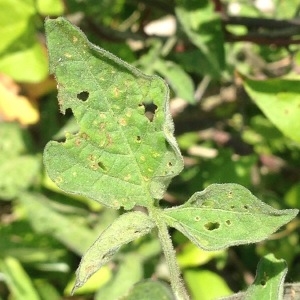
left=163, top=184, right=298, bottom=250
left=72, top=211, right=155, bottom=293
left=44, top=17, right=183, bottom=210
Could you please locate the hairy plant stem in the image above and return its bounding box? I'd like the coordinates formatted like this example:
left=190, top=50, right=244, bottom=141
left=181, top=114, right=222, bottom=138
left=149, top=207, right=190, bottom=300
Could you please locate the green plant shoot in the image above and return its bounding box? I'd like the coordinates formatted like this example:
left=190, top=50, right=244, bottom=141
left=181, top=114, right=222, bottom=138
left=44, top=17, right=298, bottom=300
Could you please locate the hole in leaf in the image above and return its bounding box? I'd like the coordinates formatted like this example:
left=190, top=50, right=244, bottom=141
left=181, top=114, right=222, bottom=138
left=98, top=161, right=106, bottom=170
left=204, top=222, right=220, bottom=231
left=194, top=216, right=200, bottom=222
left=230, top=205, right=235, bottom=209
left=143, top=102, right=158, bottom=122
left=225, top=220, right=231, bottom=226
left=80, top=132, right=89, bottom=140
left=168, top=161, right=173, bottom=167
left=260, top=279, right=266, bottom=286
left=244, top=205, right=249, bottom=210
left=136, top=135, right=141, bottom=142
left=227, top=191, right=233, bottom=198
left=77, top=91, right=89, bottom=101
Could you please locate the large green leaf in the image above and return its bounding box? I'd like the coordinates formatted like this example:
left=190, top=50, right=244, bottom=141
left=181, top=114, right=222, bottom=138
left=243, top=78, right=300, bottom=143
left=73, top=211, right=155, bottom=292
left=163, top=184, right=298, bottom=250
left=44, top=17, right=183, bottom=210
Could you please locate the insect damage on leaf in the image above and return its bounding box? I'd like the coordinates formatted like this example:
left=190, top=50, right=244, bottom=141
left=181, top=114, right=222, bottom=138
left=44, top=17, right=183, bottom=210
left=163, top=184, right=298, bottom=250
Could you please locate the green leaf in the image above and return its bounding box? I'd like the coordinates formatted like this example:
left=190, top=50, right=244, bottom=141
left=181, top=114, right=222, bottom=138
left=73, top=211, right=155, bottom=293
left=244, top=254, right=287, bottom=300
left=36, top=0, right=64, bottom=16
left=0, top=38, right=48, bottom=83
left=221, top=283, right=300, bottom=300
left=123, top=280, right=175, bottom=300
left=0, top=220, right=65, bottom=263
left=19, top=193, right=97, bottom=255
left=175, top=0, right=225, bottom=78
left=44, top=17, right=183, bottom=210
left=65, top=266, right=112, bottom=295
left=0, top=156, right=40, bottom=200
left=153, top=59, right=195, bottom=104
left=34, top=279, right=61, bottom=300
left=0, top=0, right=35, bottom=53
left=0, top=256, right=40, bottom=300
left=0, top=0, right=48, bottom=82
left=243, top=78, right=300, bottom=143
left=184, top=269, right=232, bottom=300
left=0, top=123, right=40, bottom=200
left=177, top=242, right=224, bottom=268
left=163, top=184, right=298, bottom=250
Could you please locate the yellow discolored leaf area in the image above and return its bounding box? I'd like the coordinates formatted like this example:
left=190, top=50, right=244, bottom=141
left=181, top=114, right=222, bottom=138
left=0, top=74, right=39, bottom=125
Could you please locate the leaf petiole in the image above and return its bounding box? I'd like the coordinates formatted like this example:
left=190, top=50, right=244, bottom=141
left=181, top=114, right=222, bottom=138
left=149, top=207, right=190, bottom=300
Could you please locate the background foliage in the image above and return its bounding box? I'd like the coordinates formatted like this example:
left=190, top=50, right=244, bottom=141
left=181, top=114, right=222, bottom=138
left=1, top=0, right=300, bottom=299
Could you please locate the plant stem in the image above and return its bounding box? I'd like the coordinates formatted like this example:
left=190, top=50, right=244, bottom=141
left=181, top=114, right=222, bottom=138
left=150, top=207, right=190, bottom=300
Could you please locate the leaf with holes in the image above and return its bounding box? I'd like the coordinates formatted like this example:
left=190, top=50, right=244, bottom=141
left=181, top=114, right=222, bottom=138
left=44, top=17, right=183, bottom=210
left=72, top=211, right=155, bottom=292
left=162, top=184, right=298, bottom=250
left=243, top=254, right=287, bottom=300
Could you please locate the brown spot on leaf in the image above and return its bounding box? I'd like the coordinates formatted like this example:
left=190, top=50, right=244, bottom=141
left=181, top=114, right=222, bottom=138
left=119, top=118, right=127, bottom=126
left=75, top=138, right=81, bottom=146
left=113, top=87, right=120, bottom=97
left=106, top=133, right=113, bottom=147
left=99, top=123, right=106, bottom=131
left=80, top=132, right=89, bottom=140
left=90, top=162, right=99, bottom=170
